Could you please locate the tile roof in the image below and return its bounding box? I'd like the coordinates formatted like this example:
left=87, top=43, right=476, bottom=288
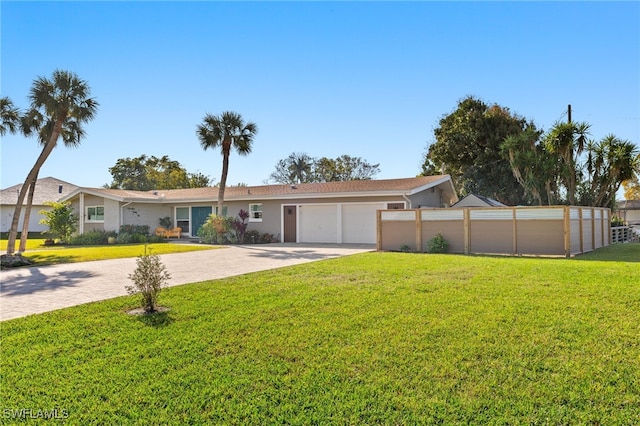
left=71, top=175, right=451, bottom=202
left=0, top=177, right=79, bottom=205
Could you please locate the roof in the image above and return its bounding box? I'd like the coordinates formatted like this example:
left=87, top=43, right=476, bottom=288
left=63, top=175, right=456, bottom=203
left=616, top=200, right=640, bottom=210
left=451, top=193, right=507, bottom=207
left=0, top=177, right=79, bottom=206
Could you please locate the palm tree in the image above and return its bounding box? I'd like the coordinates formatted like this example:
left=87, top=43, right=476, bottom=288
left=0, top=97, right=21, bottom=136
left=196, top=111, right=257, bottom=216
left=6, top=70, right=98, bottom=255
left=543, top=121, right=591, bottom=204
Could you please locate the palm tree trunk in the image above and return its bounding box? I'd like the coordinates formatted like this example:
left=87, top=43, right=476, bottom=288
left=19, top=176, right=38, bottom=252
left=217, top=141, right=231, bottom=217
left=6, top=118, right=63, bottom=255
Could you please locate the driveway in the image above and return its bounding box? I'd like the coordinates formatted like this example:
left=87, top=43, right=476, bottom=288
left=0, top=243, right=374, bottom=321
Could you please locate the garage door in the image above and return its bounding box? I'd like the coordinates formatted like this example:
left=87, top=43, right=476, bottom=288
left=298, top=203, right=386, bottom=244
left=298, top=205, right=338, bottom=243
left=342, top=203, right=386, bottom=244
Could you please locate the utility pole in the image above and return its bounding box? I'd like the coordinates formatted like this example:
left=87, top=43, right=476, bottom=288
left=567, top=104, right=572, bottom=123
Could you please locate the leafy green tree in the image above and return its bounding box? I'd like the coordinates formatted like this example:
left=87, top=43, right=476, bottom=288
left=107, top=155, right=212, bottom=190
left=0, top=97, right=21, bottom=136
left=38, top=201, right=78, bottom=243
left=270, top=152, right=315, bottom=184
left=7, top=70, right=98, bottom=255
left=314, top=155, right=380, bottom=182
left=196, top=111, right=257, bottom=216
left=269, top=153, right=380, bottom=184
left=422, top=96, right=538, bottom=205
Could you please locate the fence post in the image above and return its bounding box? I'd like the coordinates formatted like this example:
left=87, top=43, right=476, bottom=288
left=415, top=210, right=423, bottom=253
left=463, top=208, right=470, bottom=255
left=376, top=210, right=382, bottom=251
left=564, top=206, right=571, bottom=258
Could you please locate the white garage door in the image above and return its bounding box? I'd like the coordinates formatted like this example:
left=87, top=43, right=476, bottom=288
left=298, top=203, right=386, bottom=244
left=298, top=204, right=338, bottom=243
left=342, top=203, right=386, bottom=244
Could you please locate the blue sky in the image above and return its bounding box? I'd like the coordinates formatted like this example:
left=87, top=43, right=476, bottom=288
left=2, top=1, right=639, bottom=191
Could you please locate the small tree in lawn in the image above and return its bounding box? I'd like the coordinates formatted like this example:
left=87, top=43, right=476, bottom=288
left=39, top=201, right=78, bottom=244
left=126, top=247, right=171, bottom=313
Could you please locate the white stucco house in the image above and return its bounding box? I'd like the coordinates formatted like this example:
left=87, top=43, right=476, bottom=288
left=0, top=177, right=79, bottom=233
left=61, top=175, right=458, bottom=244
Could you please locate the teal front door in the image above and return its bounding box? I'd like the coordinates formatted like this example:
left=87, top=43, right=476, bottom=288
left=191, top=206, right=212, bottom=237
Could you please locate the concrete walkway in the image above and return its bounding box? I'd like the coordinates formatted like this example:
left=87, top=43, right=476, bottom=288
left=0, top=243, right=374, bottom=321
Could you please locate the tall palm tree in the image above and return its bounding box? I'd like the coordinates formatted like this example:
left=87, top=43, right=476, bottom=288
left=6, top=70, right=98, bottom=255
left=0, top=97, right=21, bottom=136
left=196, top=111, right=257, bottom=216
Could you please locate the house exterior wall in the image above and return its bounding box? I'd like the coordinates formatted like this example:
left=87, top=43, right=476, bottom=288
left=0, top=205, right=50, bottom=233
left=121, top=203, right=173, bottom=231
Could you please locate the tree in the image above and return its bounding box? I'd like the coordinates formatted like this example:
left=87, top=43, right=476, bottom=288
left=422, top=96, right=538, bottom=205
left=580, top=136, right=639, bottom=208
left=107, top=155, right=212, bottom=190
left=126, top=247, right=171, bottom=313
left=6, top=70, right=98, bottom=255
left=268, top=153, right=380, bottom=184
left=0, top=97, right=21, bottom=136
left=543, top=121, right=591, bottom=205
left=503, top=121, right=639, bottom=208
left=315, top=155, right=380, bottom=182
left=623, top=169, right=640, bottom=200
left=269, top=152, right=315, bottom=184
left=196, top=111, right=257, bottom=216
left=38, top=201, right=78, bottom=244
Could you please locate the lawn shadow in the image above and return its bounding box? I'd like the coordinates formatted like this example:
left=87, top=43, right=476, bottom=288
left=136, top=311, right=174, bottom=328
left=0, top=267, right=96, bottom=296
left=240, top=246, right=340, bottom=261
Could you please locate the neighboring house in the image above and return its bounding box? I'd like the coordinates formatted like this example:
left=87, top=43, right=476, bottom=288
left=616, top=200, right=640, bottom=225
left=0, top=177, right=79, bottom=233
left=61, top=175, right=458, bottom=244
left=451, top=193, right=507, bottom=208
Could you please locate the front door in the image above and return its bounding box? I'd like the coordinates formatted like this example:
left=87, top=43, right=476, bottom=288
left=283, top=205, right=297, bottom=243
left=191, top=206, right=212, bottom=237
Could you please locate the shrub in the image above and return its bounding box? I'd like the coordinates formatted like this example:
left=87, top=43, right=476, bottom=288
left=244, top=230, right=261, bottom=244
left=69, top=230, right=114, bottom=245
left=426, top=233, right=449, bottom=253
left=399, top=244, right=411, bottom=252
left=233, top=209, right=250, bottom=243
left=159, top=217, right=173, bottom=228
left=125, top=246, right=171, bottom=313
left=198, top=215, right=235, bottom=244
left=260, top=233, right=275, bottom=244
left=119, top=225, right=150, bottom=236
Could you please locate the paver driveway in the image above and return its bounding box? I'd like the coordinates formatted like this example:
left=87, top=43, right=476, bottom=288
left=0, top=243, right=374, bottom=321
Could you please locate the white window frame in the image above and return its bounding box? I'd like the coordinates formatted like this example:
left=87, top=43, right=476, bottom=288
left=249, top=203, right=263, bottom=222
left=86, top=205, right=105, bottom=222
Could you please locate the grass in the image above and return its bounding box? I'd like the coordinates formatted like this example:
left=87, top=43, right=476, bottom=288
left=1, top=239, right=216, bottom=266
left=2, top=245, right=639, bottom=424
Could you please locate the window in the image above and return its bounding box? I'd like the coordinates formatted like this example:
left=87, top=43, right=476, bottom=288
left=87, top=206, right=104, bottom=222
left=176, top=207, right=190, bottom=233
left=214, top=206, right=228, bottom=217
left=387, top=202, right=405, bottom=210
left=249, top=203, right=263, bottom=222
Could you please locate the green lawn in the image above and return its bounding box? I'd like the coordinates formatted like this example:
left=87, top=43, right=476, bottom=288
left=1, top=240, right=216, bottom=266
left=2, top=245, right=639, bottom=424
